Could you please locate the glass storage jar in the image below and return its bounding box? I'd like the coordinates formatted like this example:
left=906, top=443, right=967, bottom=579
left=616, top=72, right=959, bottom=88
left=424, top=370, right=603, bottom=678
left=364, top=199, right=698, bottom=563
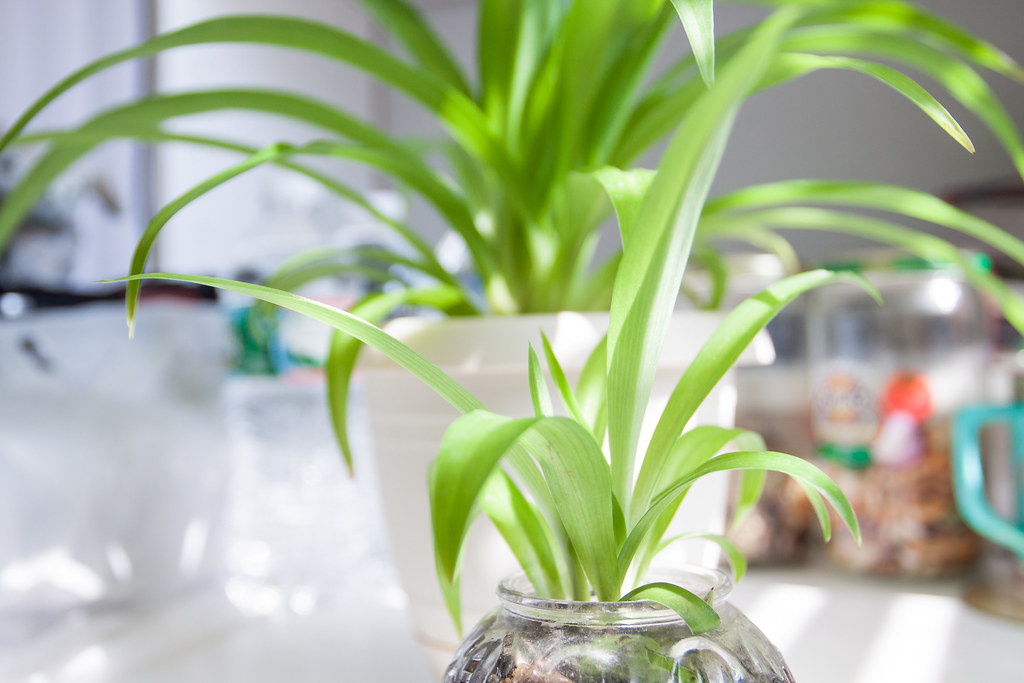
left=445, top=568, right=794, bottom=683
left=806, top=253, right=990, bottom=576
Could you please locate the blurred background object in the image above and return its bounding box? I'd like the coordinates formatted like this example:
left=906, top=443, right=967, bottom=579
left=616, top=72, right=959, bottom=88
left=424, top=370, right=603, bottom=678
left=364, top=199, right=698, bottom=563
left=806, top=252, right=991, bottom=577
left=0, top=290, right=227, bottom=649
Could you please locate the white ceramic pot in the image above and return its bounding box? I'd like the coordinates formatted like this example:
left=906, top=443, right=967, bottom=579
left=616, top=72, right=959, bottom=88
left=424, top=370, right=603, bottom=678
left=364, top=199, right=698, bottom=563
left=358, top=311, right=773, bottom=679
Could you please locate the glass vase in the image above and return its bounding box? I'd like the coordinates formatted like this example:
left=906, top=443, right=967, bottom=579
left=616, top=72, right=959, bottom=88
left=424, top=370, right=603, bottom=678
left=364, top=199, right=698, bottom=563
left=445, top=567, right=794, bottom=683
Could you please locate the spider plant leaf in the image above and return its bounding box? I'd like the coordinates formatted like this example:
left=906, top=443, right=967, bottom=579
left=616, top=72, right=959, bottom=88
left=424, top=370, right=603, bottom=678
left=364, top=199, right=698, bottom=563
left=655, top=532, right=748, bottom=582
left=539, top=332, right=587, bottom=426
left=705, top=180, right=1024, bottom=270
left=480, top=470, right=566, bottom=600
left=0, top=14, right=533, bottom=227
left=606, top=8, right=796, bottom=514
left=575, top=334, right=609, bottom=442
left=731, top=469, right=768, bottom=531
left=429, top=410, right=618, bottom=609
left=687, top=246, right=730, bottom=310
left=633, top=269, right=878, bottom=520
left=785, top=0, right=1024, bottom=82
left=111, top=137, right=493, bottom=332
left=505, top=0, right=564, bottom=148
left=115, top=272, right=484, bottom=411
left=478, top=0, right=522, bottom=127
left=701, top=206, right=1024, bottom=335
left=612, top=494, right=628, bottom=548
left=528, top=345, right=555, bottom=418
left=777, top=52, right=974, bottom=152
left=589, top=167, right=656, bottom=248
left=268, top=245, right=462, bottom=292
left=0, top=89, right=427, bottom=246
left=698, top=223, right=799, bottom=274
left=782, top=26, right=1024, bottom=178
left=586, top=7, right=675, bottom=163
left=10, top=126, right=451, bottom=277
left=633, top=426, right=747, bottom=576
left=431, top=411, right=538, bottom=633
left=324, top=286, right=471, bottom=473
left=478, top=0, right=562, bottom=138
left=122, top=141, right=302, bottom=333
left=613, top=67, right=706, bottom=165
left=620, top=582, right=720, bottom=635
left=670, top=0, right=716, bottom=87
left=0, top=15, right=452, bottom=155
left=622, top=450, right=859, bottom=575
left=797, top=480, right=832, bottom=541
left=527, top=417, right=620, bottom=602
left=577, top=253, right=622, bottom=311
left=354, top=0, right=470, bottom=94
left=729, top=431, right=769, bottom=529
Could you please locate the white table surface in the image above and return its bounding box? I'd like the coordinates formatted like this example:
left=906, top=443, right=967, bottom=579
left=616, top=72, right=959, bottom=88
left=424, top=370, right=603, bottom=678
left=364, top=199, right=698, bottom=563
left=2, top=563, right=1021, bottom=683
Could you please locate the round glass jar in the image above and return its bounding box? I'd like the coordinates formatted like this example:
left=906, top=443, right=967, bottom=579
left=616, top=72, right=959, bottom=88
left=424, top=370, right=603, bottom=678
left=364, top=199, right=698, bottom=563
left=806, top=254, right=989, bottom=576
left=444, top=568, right=794, bottom=683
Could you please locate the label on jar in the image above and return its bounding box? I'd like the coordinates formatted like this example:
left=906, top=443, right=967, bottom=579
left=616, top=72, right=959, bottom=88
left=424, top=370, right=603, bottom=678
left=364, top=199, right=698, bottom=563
left=813, top=365, right=934, bottom=469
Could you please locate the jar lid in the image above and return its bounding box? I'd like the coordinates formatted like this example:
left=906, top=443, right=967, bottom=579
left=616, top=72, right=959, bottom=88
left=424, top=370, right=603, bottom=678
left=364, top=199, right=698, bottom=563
left=818, top=249, right=991, bottom=275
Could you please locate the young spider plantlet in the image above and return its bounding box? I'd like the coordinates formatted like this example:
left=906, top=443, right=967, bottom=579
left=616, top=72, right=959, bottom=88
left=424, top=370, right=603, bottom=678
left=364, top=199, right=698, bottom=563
left=426, top=268, right=875, bottom=639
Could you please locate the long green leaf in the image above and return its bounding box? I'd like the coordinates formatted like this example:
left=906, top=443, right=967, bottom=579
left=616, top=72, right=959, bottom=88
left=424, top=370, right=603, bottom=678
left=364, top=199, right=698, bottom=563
left=429, top=410, right=539, bottom=632
left=527, top=345, right=555, bottom=418
left=0, top=89, right=431, bottom=247
left=586, top=6, right=675, bottom=164
left=654, top=532, right=748, bottom=582
left=620, top=582, right=720, bottom=635
left=324, top=286, right=471, bottom=473
left=11, top=126, right=448, bottom=275
left=701, top=205, right=1024, bottom=334
left=776, top=52, right=974, bottom=152
left=607, top=9, right=797, bottom=517
left=782, top=25, right=1024, bottom=178
left=632, top=269, right=878, bottom=520
left=670, top=0, right=716, bottom=87
left=354, top=0, right=470, bottom=94
left=480, top=470, right=566, bottom=600
left=575, top=335, right=609, bottom=441
left=430, top=411, right=619, bottom=613
left=621, top=450, right=860, bottom=575
left=114, top=272, right=483, bottom=411
left=115, top=137, right=494, bottom=330
left=117, top=271, right=560, bottom=519
left=0, top=16, right=439, bottom=154
left=527, top=418, right=620, bottom=601
left=746, top=0, right=1024, bottom=82
left=589, top=167, right=656, bottom=249
left=705, top=180, right=1024, bottom=270
left=539, top=332, right=587, bottom=426
left=0, top=14, right=533, bottom=225
left=632, top=426, right=748, bottom=578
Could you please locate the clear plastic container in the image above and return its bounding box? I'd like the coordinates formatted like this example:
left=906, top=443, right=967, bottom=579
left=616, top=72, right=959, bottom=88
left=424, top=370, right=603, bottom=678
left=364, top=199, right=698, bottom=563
left=806, top=254, right=990, bottom=576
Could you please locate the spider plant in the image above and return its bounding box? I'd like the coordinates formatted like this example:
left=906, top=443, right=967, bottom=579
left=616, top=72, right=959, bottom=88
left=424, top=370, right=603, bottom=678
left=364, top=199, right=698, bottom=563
left=2, top=0, right=1024, bottom=473
left=105, top=13, right=869, bottom=632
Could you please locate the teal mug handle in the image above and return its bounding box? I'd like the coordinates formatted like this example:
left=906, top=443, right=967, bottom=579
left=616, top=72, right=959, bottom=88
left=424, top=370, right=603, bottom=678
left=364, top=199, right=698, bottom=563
left=952, top=405, right=1024, bottom=559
